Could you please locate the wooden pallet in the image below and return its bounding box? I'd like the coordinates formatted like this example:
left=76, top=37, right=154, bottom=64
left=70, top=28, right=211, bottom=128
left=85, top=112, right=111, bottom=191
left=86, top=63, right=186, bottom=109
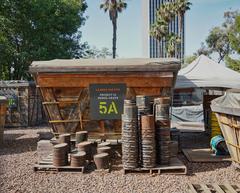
left=188, top=183, right=240, bottom=193
left=123, top=157, right=187, bottom=175
left=34, top=154, right=85, bottom=173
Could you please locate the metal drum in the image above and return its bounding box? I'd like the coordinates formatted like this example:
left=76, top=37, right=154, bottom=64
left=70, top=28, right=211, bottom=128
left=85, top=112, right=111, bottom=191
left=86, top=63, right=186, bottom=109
left=141, top=115, right=156, bottom=168
left=122, top=99, right=139, bottom=169
left=53, top=143, right=68, bottom=167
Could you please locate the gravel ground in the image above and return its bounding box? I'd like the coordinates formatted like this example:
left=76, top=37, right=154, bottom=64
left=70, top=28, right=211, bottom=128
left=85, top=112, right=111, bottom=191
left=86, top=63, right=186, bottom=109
left=0, top=127, right=240, bottom=193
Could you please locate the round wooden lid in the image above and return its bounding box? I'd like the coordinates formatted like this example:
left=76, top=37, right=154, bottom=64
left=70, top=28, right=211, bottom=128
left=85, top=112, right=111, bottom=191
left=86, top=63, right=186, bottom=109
left=54, top=143, right=68, bottom=149
left=98, top=146, right=111, bottom=150
left=98, top=142, right=111, bottom=147
left=154, top=97, right=171, bottom=104
left=77, top=141, right=92, bottom=147
left=94, top=153, right=109, bottom=158
left=76, top=131, right=88, bottom=134
left=71, top=151, right=86, bottom=157
left=59, top=133, right=71, bottom=137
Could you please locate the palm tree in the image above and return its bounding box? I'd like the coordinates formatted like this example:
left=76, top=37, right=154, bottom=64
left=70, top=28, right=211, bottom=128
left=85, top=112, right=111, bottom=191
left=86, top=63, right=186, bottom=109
left=150, top=19, right=168, bottom=57
left=166, top=33, right=181, bottom=57
left=100, top=0, right=127, bottom=58
left=174, top=0, right=192, bottom=58
left=151, top=2, right=174, bottom=57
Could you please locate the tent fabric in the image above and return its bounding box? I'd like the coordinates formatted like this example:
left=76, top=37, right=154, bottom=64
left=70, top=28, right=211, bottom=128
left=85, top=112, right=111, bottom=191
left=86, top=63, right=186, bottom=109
left=211, top=90, right=240, bottom=117
left=175, top=55, right=240, bottom=89
left=171, top=105, right=204, bottom=122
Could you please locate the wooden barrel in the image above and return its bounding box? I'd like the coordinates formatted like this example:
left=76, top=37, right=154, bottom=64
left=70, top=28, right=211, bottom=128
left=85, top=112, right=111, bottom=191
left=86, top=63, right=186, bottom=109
left=136, top=95, right=151, bottom=108
left=75, top=131, right=88, bottom=145
left=0, top=96, right=7, bottom=145
left=53, top=143, right=68, bottom=166
left=123, top=99, right=138, bottom=119
left=94, top=153, right=110, bottom=170
left=58, top=133, right=71, bottom=153
left=121, top=99, right=139, bottom=169
left=70, top=151, right=86, bottom=167
left=141, top=115, right=156, bottom=168
left=98, top=142, right=111, bottom=148
left=154, top=97, right=170, bottom=121
left=77, top=141, right=92, bottom=161
left=97, top=146, right=111, bottom=155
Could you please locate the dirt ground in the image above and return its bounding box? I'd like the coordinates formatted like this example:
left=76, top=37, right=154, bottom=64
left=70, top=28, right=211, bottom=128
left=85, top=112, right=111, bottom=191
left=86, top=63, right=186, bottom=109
left=0, top=127, right=239, bottom=193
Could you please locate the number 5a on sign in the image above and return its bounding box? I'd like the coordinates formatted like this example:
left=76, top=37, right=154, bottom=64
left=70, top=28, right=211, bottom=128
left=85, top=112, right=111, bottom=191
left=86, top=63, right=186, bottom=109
left=99, top=101, right=118, bottom=115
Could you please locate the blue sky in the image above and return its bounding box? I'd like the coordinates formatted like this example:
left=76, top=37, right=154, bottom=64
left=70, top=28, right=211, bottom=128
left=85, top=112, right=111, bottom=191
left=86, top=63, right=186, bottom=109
left=81, top=0, right=240, bottom=58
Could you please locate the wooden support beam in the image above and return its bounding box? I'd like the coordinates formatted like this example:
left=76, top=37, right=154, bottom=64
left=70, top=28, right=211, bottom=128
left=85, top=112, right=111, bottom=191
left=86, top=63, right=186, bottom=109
left=41, top=88, right=65, bottom=133
left=36, top=73, right=173, bottom=88
left=49, top=120, right=80, bottom=123
left=43, top=101, right=79, bottom=105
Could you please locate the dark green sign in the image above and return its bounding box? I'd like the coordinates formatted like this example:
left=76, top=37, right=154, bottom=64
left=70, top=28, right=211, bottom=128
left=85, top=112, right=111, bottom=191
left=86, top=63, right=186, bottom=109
left=89, top=84, right=126, bottom=120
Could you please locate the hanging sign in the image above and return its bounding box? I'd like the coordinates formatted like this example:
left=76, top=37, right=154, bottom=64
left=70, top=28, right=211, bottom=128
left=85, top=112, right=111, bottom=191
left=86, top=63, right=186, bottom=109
left=89, top=83, right=126, bottom=120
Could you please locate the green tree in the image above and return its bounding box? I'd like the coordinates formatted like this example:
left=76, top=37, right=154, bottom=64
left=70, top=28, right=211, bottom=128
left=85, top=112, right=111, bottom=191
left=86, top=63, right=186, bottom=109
left=100, top=0, right=127, bottom=59
left=183, top=55, right=197, bottom=67
left=206, top=27, right=231, bottom=63
left=195, top=42, right=212, bottom=57
left=226, top=15, right=240, bottom=72
left=175, top=0, right=191, bottom=58
left=0, top=0, right=87, bottom=80
left=150, top=19, right=168, bottom=57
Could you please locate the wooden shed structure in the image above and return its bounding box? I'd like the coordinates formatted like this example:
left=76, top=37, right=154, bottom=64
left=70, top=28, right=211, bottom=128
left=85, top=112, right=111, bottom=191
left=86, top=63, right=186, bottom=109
left=30, top=58, right=180, bottom=139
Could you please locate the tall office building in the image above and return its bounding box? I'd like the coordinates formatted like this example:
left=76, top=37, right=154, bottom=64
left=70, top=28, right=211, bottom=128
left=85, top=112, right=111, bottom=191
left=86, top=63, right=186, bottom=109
left=142, top=0, right=185, bottom=59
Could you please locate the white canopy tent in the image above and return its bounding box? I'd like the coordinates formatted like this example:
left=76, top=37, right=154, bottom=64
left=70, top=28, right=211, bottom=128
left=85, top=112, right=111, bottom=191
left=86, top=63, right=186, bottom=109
left=175, top=55, right=240, bottom=89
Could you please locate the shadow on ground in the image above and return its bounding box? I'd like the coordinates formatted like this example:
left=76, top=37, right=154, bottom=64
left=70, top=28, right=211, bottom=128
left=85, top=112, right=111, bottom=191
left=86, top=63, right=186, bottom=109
left=0, top=134, right=38, bottom=156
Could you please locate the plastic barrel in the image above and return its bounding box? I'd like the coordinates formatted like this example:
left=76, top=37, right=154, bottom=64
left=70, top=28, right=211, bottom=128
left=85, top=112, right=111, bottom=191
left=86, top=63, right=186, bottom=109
left=211, top=112, right=221, bottom=138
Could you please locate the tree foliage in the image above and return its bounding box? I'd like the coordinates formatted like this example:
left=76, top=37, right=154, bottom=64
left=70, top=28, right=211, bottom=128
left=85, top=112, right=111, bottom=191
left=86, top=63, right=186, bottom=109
left=206, top=27, right=231, bottom=63
left=150, top=0, right=191, bottom=59
left=226, top=15, right=240, bottom=72
left=0, top=0, right=87, bottom=80
left=84, top=46, right=113, bottom=59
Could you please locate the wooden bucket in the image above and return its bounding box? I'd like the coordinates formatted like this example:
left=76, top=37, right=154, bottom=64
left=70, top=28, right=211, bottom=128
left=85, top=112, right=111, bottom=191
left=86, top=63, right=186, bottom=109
left=0, top=96, right=7, bottom=145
